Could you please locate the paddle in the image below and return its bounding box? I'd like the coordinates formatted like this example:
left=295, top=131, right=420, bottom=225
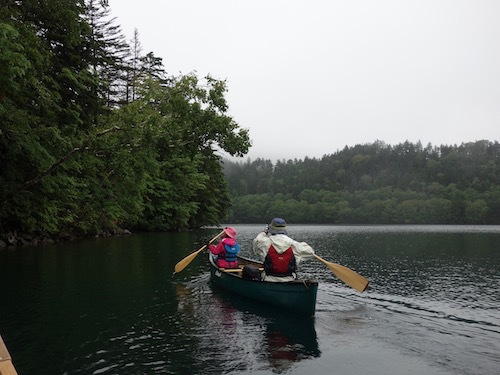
left=174, top=230, right=225, bottom=273
left=220, top=267, right=264, bottom=273
left=313, top=254, right=369, bottom=292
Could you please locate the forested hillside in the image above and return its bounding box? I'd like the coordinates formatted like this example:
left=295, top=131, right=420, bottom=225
left=223, top=140, right=500, bottom=224
left=2, top=2, right=498, bottom=247
left=0, top=0, right=250, bottom=244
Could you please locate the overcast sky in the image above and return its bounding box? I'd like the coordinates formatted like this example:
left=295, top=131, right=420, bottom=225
left=108, top=0, right=500, bottom=161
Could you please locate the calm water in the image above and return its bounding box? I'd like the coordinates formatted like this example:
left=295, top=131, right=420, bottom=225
left=0, top=225, right=499, bottom=375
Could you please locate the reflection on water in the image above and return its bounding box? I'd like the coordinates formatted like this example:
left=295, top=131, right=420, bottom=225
left=175, top=278, right=320, bottom=374
left=0, top=225, right=499, bottom=374
left=234, top=224, right=500, bottom=375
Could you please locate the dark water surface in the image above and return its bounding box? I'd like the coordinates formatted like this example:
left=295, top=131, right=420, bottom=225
left=1, top=225, right=499, bottom=374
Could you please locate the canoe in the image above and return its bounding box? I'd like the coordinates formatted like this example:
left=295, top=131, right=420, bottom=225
left=208, top=253, right=319, bottom=317
left=0, top=335, right=18, bottom=375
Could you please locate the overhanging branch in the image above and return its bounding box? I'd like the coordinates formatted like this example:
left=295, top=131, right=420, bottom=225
left=3, top=126, right=120, bottom=204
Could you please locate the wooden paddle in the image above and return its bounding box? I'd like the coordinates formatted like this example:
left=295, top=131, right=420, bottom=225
left=174, top=230, right=225, bottom=273
left=220, top=267, right=264, bottom=273
left=313, top=254, right=369, bottom=292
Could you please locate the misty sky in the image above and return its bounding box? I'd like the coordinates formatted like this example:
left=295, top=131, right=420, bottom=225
left=108, top=0, right=500, bottom=161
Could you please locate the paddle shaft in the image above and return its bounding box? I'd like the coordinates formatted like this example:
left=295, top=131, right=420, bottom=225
left=174, top=230, right=225, bottom=273
left=220, top=267, right=263, bottom=273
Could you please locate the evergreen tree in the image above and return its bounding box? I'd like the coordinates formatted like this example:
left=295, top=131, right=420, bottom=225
left=83, top=0, right=130, bottom=111
left=224, top=140, right=500, bottom=224
left=1, top=0, right=251, bottom=239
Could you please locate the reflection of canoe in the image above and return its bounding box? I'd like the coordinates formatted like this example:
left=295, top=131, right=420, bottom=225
left=210, top=289, right=321, bottom=372
left=209, top=254, right=319, bottom=317
left=211, top=288, right=321, bottom=356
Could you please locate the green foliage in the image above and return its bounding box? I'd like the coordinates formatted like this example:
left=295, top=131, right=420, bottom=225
left=224, top=140, right=500, bottom=224
left=0, top=0, right=250, bottom=237
left=0, top=23, right=31, bottom=96
left=2, top=0, right=497, bottom=235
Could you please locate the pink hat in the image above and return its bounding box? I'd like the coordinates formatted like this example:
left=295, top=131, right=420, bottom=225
left=224, top=227, right=237, bottom=238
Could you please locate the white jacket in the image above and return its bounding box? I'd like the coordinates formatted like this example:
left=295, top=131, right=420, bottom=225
left=252, top=232, right=315, bottom=265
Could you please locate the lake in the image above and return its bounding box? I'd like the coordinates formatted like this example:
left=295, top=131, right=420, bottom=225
left=0, top=225, right=499, bottom=374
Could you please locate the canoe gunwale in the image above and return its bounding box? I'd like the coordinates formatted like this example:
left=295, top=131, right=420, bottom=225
left=208, top=253, right=319, bottom=316
left=210, top=254, right=318, bottom=284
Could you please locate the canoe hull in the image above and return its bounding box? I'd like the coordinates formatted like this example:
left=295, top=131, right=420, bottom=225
left=209, top=255, right=318, bottom=317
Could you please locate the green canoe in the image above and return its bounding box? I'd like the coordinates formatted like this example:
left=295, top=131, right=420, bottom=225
left=209, top=254, right=319, bottom=317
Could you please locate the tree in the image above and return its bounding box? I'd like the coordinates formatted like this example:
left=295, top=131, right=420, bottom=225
left=126, top=75, right=250, bottom=230
left=224, top=140, right=500, bottom=224
left=1, top=0, right=252, bottom=238
left=465, top=199, right=488, bottom=224
left=83, top=0, right=130, bottom=111
left=1, top=0, right=95, bottom=234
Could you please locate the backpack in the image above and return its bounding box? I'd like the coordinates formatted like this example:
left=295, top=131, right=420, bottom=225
left=242, top=265, right=262, bottom=280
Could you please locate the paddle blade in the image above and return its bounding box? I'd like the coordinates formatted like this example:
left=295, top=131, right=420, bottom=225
left=173, top=230, right=225, bottom=274
left=314, top=255, right=369, bottom=292
left=174, top=247, right=205, bottom=273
